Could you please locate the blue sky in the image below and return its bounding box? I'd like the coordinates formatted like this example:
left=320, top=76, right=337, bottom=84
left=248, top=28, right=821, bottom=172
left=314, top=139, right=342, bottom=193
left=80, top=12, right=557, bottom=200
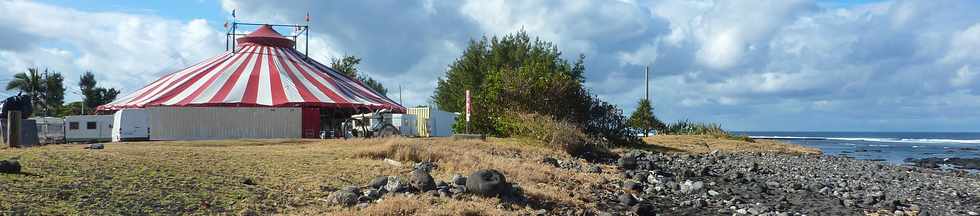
left=2, top=0, right=979, bottom=132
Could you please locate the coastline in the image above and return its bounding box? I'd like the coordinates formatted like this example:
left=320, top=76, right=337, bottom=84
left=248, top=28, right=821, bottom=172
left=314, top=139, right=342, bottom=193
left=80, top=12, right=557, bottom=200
left=2, top=137, right=978, bottom=215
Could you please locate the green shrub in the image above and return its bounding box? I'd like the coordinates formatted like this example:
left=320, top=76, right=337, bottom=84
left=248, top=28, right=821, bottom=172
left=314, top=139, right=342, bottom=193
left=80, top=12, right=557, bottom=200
left=660, top=120, right=754, bottom=142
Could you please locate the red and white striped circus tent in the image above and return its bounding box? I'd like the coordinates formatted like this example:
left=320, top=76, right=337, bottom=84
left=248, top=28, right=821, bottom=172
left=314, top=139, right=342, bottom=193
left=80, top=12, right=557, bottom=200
left=97, top=25, right=404, bottom=112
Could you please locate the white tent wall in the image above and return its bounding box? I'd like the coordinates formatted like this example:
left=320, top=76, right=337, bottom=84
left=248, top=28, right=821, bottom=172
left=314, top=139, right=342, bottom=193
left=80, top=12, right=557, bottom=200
left=147, top=107, right=302, bottom=141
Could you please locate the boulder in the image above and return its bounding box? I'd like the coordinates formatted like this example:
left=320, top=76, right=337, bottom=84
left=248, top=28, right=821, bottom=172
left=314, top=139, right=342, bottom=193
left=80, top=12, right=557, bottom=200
left=618, top=156, right=638, bottom=170
left=410, top=169, right=436, bottom=191
left=619, top=193, right=637, bottom=206
left=451, top=174, right=467, bottom=186
left=327, top=187, right=360, bottom=206
left=86, top=143, right=104, bottom=149
left=0, top=159, right=21, bottom=173
left=384, top=176, right=408, bottom=192
left=366, top=176, right=388, bottom=189
left=361, top=188, right=382, bottom=200
left=679, top=180, right=704, bottom=194
left=465, top=169, right=510, bottom=197
left=414, top=161, right=436, bottom=172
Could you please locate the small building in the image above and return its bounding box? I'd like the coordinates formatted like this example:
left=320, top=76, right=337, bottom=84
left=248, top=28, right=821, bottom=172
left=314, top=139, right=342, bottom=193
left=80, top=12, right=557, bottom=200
left=64, top=115, right=113, bottom=143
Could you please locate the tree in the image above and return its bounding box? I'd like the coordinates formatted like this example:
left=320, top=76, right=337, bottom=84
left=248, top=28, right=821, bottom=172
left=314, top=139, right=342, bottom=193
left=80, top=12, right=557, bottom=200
left=5, top=67, right=66, bottom=116
left=43, top=71, right=65, bottom=116
left=330, top=55, right=360, bottom=78
left=330, top=55, right=388, bottom=96
left=432, top=30, right=639, bottom=145
left=628, top=99, right=665, bottom=136
left=79, top=71, right=98, bottom=110
left=6, top=67, right=46, bottom=112
left=78, top=71, right=119, bottom=113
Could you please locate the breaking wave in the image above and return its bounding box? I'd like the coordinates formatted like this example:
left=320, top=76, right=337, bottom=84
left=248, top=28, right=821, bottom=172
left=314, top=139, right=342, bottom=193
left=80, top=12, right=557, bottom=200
left=749, top=136, right=980, bottom=144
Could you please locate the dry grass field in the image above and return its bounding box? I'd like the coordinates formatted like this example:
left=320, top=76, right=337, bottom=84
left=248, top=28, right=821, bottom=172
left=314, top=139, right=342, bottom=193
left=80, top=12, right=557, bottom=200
left=0, top=138, right=619, bottom=215
left=0, top=135, right=817, bottom=215
left=641, top=135, right=822, bottom=155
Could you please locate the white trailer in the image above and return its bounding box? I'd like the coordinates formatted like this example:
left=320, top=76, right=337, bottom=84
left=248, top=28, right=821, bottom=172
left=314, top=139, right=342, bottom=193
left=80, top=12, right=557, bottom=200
left=112, top=108, right=149, bottom=142
left=146, top=107, right=302, bottom=140
left=64, top=115, right=113, bottom=143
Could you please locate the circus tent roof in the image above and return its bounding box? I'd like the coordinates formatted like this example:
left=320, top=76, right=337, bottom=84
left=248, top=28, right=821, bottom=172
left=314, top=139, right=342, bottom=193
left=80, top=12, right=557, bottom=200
left=98, top=25, right=404, bottom=112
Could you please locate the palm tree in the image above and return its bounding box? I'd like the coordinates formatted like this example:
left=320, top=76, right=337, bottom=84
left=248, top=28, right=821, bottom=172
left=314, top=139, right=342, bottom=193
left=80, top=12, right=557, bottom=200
left=6, top=67, right=46, bottom=112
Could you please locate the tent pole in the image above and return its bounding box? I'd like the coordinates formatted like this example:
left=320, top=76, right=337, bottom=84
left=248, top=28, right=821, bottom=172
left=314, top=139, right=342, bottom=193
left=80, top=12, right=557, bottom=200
left=305, top=25, right=309, bottom=60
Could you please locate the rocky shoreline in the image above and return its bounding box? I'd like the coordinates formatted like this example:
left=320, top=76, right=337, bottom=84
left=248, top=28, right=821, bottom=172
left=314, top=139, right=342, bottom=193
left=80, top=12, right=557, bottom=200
left=590, top=150, right=980, bottom=215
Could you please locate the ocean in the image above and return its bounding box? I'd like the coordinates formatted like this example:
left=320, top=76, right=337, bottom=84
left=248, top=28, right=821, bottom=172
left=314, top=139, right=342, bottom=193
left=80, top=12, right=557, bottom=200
left=733, top=131, right=980, bottom=165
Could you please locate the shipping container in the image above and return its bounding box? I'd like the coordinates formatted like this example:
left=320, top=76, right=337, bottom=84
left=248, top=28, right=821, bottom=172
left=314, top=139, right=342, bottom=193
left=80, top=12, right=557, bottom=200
left=146, top=107, right=302, bottom=140
left=112, top=108, right=150, bottom=142
left=64, top=115, right=113, bottom=143
left=407, top=107, right=458, bottom=137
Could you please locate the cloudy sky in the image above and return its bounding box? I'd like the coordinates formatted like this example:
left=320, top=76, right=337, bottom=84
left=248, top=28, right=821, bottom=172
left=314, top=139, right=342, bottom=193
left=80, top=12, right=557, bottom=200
left=1, top=0, right=979, bottom=131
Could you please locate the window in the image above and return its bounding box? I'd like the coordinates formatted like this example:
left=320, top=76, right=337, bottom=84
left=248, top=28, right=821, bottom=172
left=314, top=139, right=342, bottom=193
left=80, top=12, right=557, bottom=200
left=69, top=122, right=79, bottom=130
left=86, top=122, right=97, bottom=130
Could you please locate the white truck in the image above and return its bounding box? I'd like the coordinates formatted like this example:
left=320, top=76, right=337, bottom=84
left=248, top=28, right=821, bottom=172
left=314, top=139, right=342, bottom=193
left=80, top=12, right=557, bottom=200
left=112, top=108, right=150, bottom=142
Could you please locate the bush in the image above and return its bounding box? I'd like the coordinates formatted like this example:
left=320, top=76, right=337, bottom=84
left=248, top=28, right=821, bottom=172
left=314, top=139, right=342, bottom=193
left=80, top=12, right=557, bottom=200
left=496, top=112, right=609, bottom=158
left=434, top=30, right=638, bottom=147
left=660, top=120, right=754, bottom=142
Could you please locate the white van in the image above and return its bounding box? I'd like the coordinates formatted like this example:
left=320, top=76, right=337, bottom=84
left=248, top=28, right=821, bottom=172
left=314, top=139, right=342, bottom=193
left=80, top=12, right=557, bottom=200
left=112, top=108, right=149, bottom=142
left=64, top=115, right=113, bottom=143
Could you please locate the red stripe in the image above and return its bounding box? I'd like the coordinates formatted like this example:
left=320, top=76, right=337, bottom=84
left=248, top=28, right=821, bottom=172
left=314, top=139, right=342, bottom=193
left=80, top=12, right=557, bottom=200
left=175, top=45, right=258, bottom=105
left=209, top=46, right=260, bottom=103
left=128, top=53, right=228, bottom=105
left=288, top=49, right=385, bottom=105
left=283, top=49, right=350, bottom=104
left=140, top=52, right=239, bottom=106
left=273, top=47, right=319, bottom=103
left=267, top=48, right=288, bottom=105
left=295, top=49, right=404, bottom=111
left=241, top=47, right=265, bottom=104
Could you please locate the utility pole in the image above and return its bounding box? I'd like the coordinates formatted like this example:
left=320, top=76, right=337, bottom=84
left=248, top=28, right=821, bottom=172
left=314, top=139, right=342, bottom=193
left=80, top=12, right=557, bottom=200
left=399, top=85, right=403, bottom=105
left=645, top=66, right=649, bottom=102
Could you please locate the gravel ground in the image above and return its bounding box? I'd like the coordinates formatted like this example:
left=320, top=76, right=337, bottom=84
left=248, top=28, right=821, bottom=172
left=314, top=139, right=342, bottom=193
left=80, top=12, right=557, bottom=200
left=592, top=150, right=980, bottom=216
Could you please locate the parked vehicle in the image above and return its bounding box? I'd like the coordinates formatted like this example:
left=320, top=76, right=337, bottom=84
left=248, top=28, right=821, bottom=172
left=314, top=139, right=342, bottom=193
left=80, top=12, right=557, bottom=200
left=112, top=108, right=149, bottom=142
left=347, top=110, right=416, bottom=138
left=64, top=115, right=113, bottom=143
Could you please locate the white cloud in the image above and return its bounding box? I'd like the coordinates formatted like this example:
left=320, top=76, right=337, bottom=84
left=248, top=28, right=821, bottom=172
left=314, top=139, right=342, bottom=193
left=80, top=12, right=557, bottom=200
left=951, top=65, right=976, bottom=87
left=943, top=23, right=980, bottom=64
left=5, top=0, right=980, bottom=131
left=0, top=1, right=224, bottom=99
